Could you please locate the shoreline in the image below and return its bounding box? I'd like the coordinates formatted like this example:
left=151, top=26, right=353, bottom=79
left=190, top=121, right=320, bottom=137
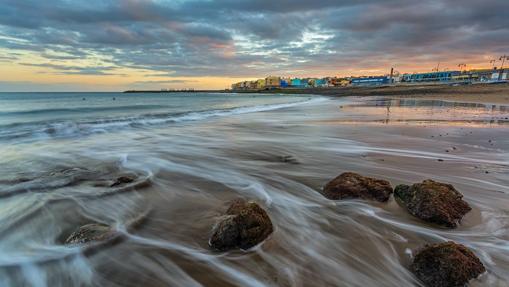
left=124, top=82, right=509, bottom=105
left=244, top=82, right=509, bottom=105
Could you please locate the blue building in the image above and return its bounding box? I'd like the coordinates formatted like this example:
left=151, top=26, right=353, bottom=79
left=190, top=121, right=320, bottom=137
left=351, top=76, right=390, bottom=86
left=291, top=78, right=307, bottom=88
left=314, top=78, right=327, bottom=87
left=403, top=71, right=460, bottom=82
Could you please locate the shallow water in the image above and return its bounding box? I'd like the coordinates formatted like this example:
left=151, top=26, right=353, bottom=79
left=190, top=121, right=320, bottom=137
left=0, top=93, right=508, bottom=286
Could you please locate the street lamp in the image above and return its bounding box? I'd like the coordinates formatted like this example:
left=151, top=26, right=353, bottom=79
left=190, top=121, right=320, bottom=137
left=500, top=55, right=508, bottom=69
left=498, top=55, right=508, bottom=80
left=489, top=59, right=496, bottom=69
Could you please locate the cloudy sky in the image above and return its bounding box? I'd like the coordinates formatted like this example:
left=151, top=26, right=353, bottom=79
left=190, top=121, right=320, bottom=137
left=0, top=0, right=508, bottom=91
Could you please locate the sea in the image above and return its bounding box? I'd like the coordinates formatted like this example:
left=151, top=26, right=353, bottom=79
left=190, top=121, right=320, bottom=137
left=0, top=92, right=508, bottom=286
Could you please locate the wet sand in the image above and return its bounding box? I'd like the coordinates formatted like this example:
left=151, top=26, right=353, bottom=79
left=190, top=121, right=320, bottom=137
left=260, top=82, right=509, bottom=105
left=387, top=83, right=509, bottom=105
left=1, top=94, right=508, bottom=286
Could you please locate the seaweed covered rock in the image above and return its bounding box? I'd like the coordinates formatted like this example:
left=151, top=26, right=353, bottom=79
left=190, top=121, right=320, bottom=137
left=322, top=172, right=393, bottom=202
left=209, top=199, right=273, bottom=251
left=394, top=180, right=471, bottom=228
left=64, top=223, right=117, bottom=245
left=411, top=242, right=485, bottom=287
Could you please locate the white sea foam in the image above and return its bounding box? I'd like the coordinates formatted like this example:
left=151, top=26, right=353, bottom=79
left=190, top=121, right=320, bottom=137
left=0, top=96, right=328, bottom=143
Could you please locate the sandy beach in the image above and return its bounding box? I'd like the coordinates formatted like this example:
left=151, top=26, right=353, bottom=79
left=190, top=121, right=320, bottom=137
left=1, top=90, right=507, bottom=286
left=256, top=82, right=509, bottom=105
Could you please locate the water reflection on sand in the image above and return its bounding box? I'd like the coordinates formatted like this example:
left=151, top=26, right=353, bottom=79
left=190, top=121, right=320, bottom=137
left=333, top=98, right=509, bottom=127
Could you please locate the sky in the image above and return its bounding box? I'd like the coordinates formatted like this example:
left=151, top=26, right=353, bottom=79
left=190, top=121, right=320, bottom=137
left=0, top=0, right=508, bottom=91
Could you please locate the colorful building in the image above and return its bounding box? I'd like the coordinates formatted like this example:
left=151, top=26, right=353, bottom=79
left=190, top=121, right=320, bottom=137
left=402, top=71, right=460, bottom=82
left=313, top=78, right=327, bottom=87
left=351, top=76, right=390, bottom=86
left=265, top=76, right=281, bottom=88
left=290, top=78, right=306, bottom=88
left=256, top=79, right=265, bottom=89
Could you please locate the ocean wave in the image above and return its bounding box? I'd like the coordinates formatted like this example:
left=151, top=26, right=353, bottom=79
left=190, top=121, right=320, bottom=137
left=0, top=105, right=168, bottom=117
left=0, top=97, right=328, bottom=143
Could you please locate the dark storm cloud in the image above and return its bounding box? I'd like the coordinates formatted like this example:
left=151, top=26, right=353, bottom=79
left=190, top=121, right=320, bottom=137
left=1, top=0, right=508, bottom=77
left=19, top=63, right=125, bottom=76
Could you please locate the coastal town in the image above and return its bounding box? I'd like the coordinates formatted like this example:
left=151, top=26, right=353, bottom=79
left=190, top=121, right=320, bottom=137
left=231, top=66, right=509, bottom=91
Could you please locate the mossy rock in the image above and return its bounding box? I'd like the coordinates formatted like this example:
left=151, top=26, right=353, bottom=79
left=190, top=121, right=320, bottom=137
left=322, top=172, right=393, bottom=202
left=411, top=241, right=485, bottom=287
left=209, top=199, right=273, bottom=251
left=394, top=180, right=471, bottom=228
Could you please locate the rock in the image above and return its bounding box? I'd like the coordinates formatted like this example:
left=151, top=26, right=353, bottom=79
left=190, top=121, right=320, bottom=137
left=279, top=155, right=299, bottom=164
left=110, top=176, right=135, bottom=187
left=322, top=172, right=393, bottom=202
left=394, top=180, right=471, bottom=228
left=411, top=241, right=485, bottom=287
left=64, top=223, right=117, bottom=245
left=209, top=199, right=273, bottom=251
left=64, top=210, right=150, bottom=248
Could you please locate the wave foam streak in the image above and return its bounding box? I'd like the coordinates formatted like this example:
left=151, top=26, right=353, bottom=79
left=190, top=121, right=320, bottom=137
left=0, top=95, right=508, bottom=286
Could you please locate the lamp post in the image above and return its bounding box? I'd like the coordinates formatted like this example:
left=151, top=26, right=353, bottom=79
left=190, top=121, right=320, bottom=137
left=489, top=59, right=496, bottom=69
left=499, top=55, right=508, bottom=80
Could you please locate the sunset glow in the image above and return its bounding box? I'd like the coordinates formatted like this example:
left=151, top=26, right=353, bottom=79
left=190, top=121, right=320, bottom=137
left=1, top=0, right=508, bottom=91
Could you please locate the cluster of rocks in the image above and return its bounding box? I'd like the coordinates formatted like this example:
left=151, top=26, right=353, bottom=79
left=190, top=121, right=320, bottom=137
left=63, top=198, right=275, bottom=254
left=61, top=170, right=485, bottom=286
left=322, top=172, right=485, bottom=287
